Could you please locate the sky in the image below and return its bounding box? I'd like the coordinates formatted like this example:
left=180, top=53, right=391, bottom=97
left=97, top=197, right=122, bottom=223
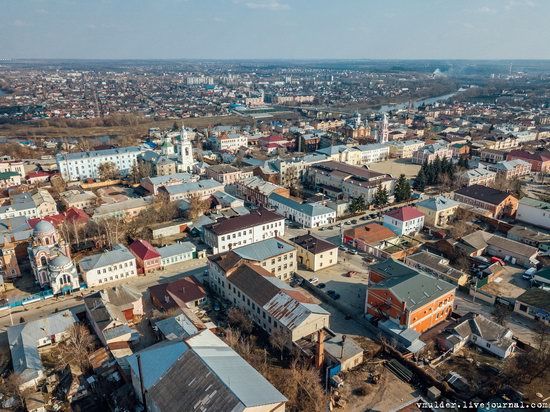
left=0, top=0, right=549, bottom=60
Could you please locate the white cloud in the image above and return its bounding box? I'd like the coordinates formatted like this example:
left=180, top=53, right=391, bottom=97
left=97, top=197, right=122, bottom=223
left=464, top=6, right=497, bottom=14
left=505, top=0, right=536, bottom=11
left=13, top=20, right=28, bottom=27
left=235, top=0, right=290, bottom=11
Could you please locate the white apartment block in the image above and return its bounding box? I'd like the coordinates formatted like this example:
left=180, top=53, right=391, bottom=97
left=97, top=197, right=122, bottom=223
left=210, top=133, right=248, bottom=152
left=203, top=208, right=285, bottom=254
left=56, top=147, right=142, bottom=181
left=78, top=244, right=138, bottom=287
left=268, top=193, right=336, bottom=228
left=354, top=144, right=390, bottom=165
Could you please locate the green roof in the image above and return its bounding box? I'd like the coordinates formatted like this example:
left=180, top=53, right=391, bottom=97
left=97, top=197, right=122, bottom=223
left=535, top=267, right=550, bottom=281
left=0, top=171, right=20, bottom=180
left=520, top=197, right=550, bottom=210
left=369, top=258, right=418, bottom=278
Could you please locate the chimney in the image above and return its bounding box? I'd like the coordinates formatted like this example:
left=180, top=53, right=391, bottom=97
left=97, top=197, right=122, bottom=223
left=315, top=329, right=325, bottom=369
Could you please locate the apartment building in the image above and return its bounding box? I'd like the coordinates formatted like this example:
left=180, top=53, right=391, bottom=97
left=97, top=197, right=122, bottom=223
left=454, top=185, right=518, bottom=218
left=516, top=197, right=550, bottom=230
left=141, top=172, right=198, bottom=195
left=412, top=142, right=453, bottom=165
left=486, top=159, right=532, bottom=180
left=235, top=176, right=290, bottom=207
left=161, top=179, right=224, bottom=201
left=79, top=244, right=138, bottom=287
left=268, top=193, right=336, bottom=228
left=353, top=143, right=390, bottom=164
left=210, top=132, right=248, bottom=152
left=459, top=167, right=497, bottom=187
left=416, top=196, right=460, bottom=228
left=506, top=149, right=550, bottom=173
left=387, top=140, right=425, bottom=159
left=203, top=207, right=285, bottom=254
left=56, top=146, right=142, bottom=181
left=273, top=154, right=327, bottom=187
left=206, top=164, right=253, bottom=185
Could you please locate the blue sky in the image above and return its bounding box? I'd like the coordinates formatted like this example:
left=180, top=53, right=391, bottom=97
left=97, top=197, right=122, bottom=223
left=0, top=0, right=548, bottom=59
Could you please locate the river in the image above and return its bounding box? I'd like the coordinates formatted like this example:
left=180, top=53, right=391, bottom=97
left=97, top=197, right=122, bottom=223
left=377, top=90, right=460, bottom=113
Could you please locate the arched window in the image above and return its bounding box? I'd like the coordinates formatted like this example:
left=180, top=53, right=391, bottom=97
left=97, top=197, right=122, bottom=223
left=40, top=256, right=47, bottom=266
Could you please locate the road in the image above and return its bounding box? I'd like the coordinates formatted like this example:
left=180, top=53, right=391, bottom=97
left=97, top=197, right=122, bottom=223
left=0, top=258, right=207, bottom=331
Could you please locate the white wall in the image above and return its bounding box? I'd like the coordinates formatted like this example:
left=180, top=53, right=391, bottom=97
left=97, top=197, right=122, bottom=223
left=83, top=258, right=137, bottom=286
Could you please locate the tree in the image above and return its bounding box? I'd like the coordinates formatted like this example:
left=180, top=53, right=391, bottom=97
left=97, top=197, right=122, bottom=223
left=349, top=195, right=367, bottom=214
left=186, top=193, right=211, bottom=221
left=56, top=324, right=94, bottom=373
left=509, top=324, right=550, bottom=384
left=50, top=174, right=67, bottom=194
left=129, top=161, right=153, bottom=183
left=98, top=161, right=120, bottom=181
left=394, top=174, right=411, bottom=202
left=413, top=169, right=427, bottom=191
left=227, top=308, right=253, bottom=334
left=155, top=191, right=179, bottom=222
left=269, top=329, right=288, bottom=361
left=492, top=303, right=512, bottom=326
left=373, top=184, right=388, bottom=208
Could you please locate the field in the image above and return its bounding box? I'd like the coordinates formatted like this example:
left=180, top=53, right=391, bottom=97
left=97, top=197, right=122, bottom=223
left=0, top=115, right=253, bottom=140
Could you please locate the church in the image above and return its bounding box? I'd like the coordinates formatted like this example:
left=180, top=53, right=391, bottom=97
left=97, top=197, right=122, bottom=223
left=27, top=220, right=80, bottom=295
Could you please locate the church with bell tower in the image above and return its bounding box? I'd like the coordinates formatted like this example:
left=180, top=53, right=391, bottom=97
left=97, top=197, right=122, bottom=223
left=178, top=125, right=194, bottom=173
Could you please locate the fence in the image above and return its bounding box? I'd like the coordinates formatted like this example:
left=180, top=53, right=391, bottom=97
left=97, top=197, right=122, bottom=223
left=0, top=283, right=88, bottom=312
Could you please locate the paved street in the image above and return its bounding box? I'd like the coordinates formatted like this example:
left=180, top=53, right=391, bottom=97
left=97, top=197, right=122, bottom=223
left=0, top=258, right=207, bottom=331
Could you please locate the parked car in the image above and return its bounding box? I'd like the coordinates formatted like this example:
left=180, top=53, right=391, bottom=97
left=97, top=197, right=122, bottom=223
left=339, top=245, right=348, bottom=252
left=349, top=250, right=358, bottom=255
left=491, top=256, right=505, bottom=266
left=327, top=290, right=336, bottom=296
left=351, top=219, right=358, bottom=224
left=309, top=277, right=319, bottom=285
left=332, top=293, right=341, bottom=300
left=317, top=283, right=326, bottom=289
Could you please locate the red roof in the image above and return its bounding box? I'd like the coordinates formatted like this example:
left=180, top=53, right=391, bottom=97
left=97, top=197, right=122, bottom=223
left=26, top=171, right=51, bottom=179
left=384, top=206, right=424, bottom=222
left=65, top=207, right=89, bottom=223
left=128, top=239, right=161, bottom=260
left=28, top=214, right=66, bottom=228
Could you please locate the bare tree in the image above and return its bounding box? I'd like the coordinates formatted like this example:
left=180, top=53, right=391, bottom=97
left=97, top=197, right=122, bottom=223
left=186, top=194, right=211, bottom=221
left=448, top=220, right=474, bottom=239
left=269, top=329, right=288, bottom=361
left=227, top=308, right=253, bottom=334
left=50, top=175, right=67, bottom=194
left=98, top=161, right=120, bottom=181
left=492, top=303, right=512, bottom=326
left=56, top=324, right=95, bottom=373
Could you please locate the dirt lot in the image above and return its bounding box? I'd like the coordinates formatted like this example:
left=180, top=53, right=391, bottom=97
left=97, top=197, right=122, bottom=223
left=479, top=265, right=529, bottom=299
left=367, top=159, right=421, bottom=178
left=336, top=361, right=420, bottom=412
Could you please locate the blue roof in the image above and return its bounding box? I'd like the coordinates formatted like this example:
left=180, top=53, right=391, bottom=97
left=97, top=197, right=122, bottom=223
left=127, top=340, right=188, bottom=390
left=417, top=195, right=459, bottom=212
left=233, top=238, right=294, bottom=261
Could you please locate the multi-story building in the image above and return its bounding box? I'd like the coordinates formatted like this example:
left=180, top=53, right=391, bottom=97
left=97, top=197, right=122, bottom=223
left=454, top=184, right=518, bottom=218
left=387, top=139, right=425, bottom=159
left=506, top=149, right=550, bottom=173
left=416, top=196, right=460, bottom=228
left=0, top=160, right=25, bottom=179
left=59, top=189, right=98, bottom=210
left=480, top=148, right=507, bottom=164
left=128, top=239, right=162, bottom=274
left=210, top=132, right=248, bottom=152
left=209, top=261, right=330, bottom=344
left=141, top=172, right=198, bottom=195
left=516, top=197, right=550, bottom=230
left=290, top=234, right=338, bottom=272
left=203, top=207, right=285, bottom=254
left=208, top=237, right=296, bottom=281
left=383, top=206, right=424, bottom=236
left=404, top=251, right=469, bottom=286
left=268, top=193, right=336, bottom=228
left=56, top=146, right=142, bottom=181
left=353, top=143, right=390, bottom=165
left=92, top=197, right=154, bottom=221
left=206, top=164, right=252, bottom=185
left=310, top=161, right=395, bottom=204
left=459, top=167, right=497, bottom=187
left=161, top=179, right=224, bottom=201
left=235, top=176, right=290, bottom=207
left=411, top=142, right=453, bottom=165
left=273, top=154, right=327, bottom=187
left=365, top=259, right=456, bottom=334
left=486, top=159, right=532, bottom=180
left=79, top=244, right=138, bottom=287
left=0, top=172, right=22, bottom=189
left=316, top=145, right=363, bottom=166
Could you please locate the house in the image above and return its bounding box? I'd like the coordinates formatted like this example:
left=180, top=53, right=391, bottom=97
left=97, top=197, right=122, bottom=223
left=506, top=225, right=550, bottom=252
left=209, top=237, right=296, bottom=281
left=383, top=206, right=425, bottom=236
left=140, top=173, right=198, bottom=195
left=235, top=176, right=290, bottom=207
left=366, top=259, right=456, bottom=334
left=7, top=310, right=78, bottom=390
left=209, top=261, right=330, bottom=343
left=127, top=331, right=287, bottom=412
left=149, top=277, right=207, bottom=312
left=442, top=313, right=515, bottom=359
left=79, top=244, right=138, bottom=287
left=453, top=184, right=518, bottom=218
left=486, top=159, right=532, bottom=180
left=405, top=251, right=469, bottom=286
left=93, top=197, right=154, bottom=221
left=324, top=334, right=364, bottom=372
left=99, top=285, right=144, bottom=323
left=458, top=168, right=496, bottom=187
left=0, top=171, right=22, bottom=189
left=157, top=242, right=196, bottom=268
left=203, top=207, right=285, bottom=254
left=316, top=145, right=363, bottom=165
left=268, top=193, right=336, bottom=228
left=290, top=233, right=339, bottom=272
left=416, top=196, right=460, bottom=228
left=128, top=239, right=162, bottom=274
left=456, top=231, right=539, bottom=268
left=506, top=149, right=550, bottom=173
left=59, top=190, right=98, bottom=210
left=516, top=197, right=550, bottom=230
left=84, top=292, right=136, bottom=347
left=532, top=267, right=550, bottom=288
left=206, top=164, right=252, bottom=185
left=343, top=223, right=398, bottom=253
left=160, top=179, right=224, bottom=202
left=514, top=288, right=550, bottom=325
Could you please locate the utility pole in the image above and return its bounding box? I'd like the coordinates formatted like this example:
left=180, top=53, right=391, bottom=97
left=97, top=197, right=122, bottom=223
left=8, top=298, right=13, bottom=326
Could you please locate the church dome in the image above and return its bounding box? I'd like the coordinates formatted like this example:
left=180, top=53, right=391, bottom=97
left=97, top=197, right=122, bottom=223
left=33, top=220, right=55, bottom=237
left=49, top=254, right=72, bottom=270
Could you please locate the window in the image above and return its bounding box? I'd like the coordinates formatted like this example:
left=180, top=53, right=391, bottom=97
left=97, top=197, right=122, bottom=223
left=519, top=304, right=527, bottom=312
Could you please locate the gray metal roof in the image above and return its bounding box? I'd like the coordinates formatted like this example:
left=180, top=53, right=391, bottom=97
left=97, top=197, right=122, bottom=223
left=232, top=237, right=294, bottom=261
left=78, top=244, right=135, bottom=272
left=56, top=146, right=142, bottom=161
left=157, top=242, right=196, bottom=259
left=269, top=192, right=335, bottom=217
left=416, top=195, right=459, bottom=212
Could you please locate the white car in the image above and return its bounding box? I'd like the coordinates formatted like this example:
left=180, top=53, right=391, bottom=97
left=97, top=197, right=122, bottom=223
left=309, top=277, right=319, bottom=285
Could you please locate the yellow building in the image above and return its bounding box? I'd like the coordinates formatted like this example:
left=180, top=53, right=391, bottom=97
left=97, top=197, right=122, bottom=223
left=290, top=233, right=338, bottom=272
left=416, top=195, right=460, bottom=228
